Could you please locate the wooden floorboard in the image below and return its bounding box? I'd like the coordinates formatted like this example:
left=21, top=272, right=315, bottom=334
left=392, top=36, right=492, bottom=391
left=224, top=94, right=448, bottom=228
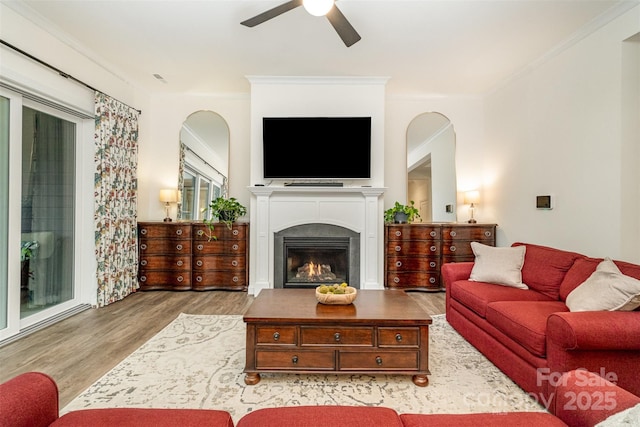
left=0, top=289, right=445, bottom=408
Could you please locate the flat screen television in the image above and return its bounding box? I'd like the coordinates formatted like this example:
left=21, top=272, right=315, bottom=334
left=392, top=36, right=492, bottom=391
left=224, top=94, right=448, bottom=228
left=262, top=117, right=371, bottom=180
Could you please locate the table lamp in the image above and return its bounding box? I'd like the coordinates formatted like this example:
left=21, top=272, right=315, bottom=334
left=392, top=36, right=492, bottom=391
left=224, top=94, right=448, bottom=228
left=159, top=189, right=177, bottom=222
left=464, top=190, right=480, bottom=224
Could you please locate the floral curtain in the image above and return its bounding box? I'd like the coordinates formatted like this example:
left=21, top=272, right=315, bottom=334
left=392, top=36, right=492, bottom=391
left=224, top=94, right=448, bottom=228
left=94, top=92, right=140, bottom=307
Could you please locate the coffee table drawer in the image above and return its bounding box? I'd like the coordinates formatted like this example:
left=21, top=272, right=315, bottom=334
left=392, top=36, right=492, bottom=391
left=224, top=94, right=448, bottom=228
left=378, top=327, right=420, bottom=347
left=339, top=351, right=419, bottom=370
left=255, top=350, right=335, bottom=369
left=256, top=326, right=297, bottom=345
left=300, top=327, right=374, bottom=346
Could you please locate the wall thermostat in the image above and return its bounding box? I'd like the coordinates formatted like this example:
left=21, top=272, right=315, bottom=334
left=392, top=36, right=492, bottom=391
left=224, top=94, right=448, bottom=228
left=536, top=195, right=553, bottom=210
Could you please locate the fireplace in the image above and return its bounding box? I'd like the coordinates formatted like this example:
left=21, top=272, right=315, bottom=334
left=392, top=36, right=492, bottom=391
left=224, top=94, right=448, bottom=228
left=274, top=223, right=360, bottom=289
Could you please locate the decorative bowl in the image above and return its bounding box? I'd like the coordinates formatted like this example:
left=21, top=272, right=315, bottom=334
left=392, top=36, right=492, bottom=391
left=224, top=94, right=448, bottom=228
left=315, top=285, right=358, bottom=305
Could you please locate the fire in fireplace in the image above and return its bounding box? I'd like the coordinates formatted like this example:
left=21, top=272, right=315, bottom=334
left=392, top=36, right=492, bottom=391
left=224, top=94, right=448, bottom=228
left=274, top=223, right=360, bottom=289
left=285, top=238, right=349, bottom=286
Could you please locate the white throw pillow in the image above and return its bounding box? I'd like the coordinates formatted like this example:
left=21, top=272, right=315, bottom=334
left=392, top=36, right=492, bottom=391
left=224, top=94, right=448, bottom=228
left=566, top=258, right=640, bottom=312
left=469, top=242, right=528, bottom=289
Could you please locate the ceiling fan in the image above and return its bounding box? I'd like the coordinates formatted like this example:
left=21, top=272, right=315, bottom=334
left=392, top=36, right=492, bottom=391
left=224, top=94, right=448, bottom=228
left=241, top=0, right=361, bottom=47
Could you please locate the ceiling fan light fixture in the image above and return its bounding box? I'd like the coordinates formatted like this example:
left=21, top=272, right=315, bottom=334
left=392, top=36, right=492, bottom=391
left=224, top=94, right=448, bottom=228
left=302, top=0, right=334, bottom=16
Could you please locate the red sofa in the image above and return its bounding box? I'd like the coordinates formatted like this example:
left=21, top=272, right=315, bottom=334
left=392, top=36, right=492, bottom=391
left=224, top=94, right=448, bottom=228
left=442, top=242, right=640, bottom=405
left=2, top=370, right=639, bottom=427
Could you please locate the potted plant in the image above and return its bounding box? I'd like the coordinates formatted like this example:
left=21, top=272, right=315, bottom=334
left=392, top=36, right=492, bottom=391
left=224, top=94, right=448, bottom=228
left=203, top=197, right=247, bottom=240
left=384, top=201, right=421, bottom=224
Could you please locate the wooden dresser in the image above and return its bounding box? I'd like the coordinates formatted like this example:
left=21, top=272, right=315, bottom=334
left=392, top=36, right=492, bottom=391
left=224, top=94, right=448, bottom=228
left=192, top=222, right=249, bottom=291
left=385, top=223, right=496, bottom=291
left=138, top=222, right=192, bottom=291
left=137, top=221, right=249, bottom=291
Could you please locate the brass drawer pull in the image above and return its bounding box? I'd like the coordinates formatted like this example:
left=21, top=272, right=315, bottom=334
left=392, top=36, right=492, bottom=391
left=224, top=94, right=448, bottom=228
left=430, top=277, right=437, bottom=284
left=450, top=231, right=457, bottom=237
left=176, top=244, right=183, bottom=251
left=140, top=243, right=147, bottom=250
left=196, top=260, right=203, bottom=267
left=140, top=275, right=146, bottom=282
left=140, top=260, right=147, bottom=266
left=395, top=245, right=402, bottom=252
left=395, top=231, right=402, bottom=237
left=176, top=260, right=183, bottom=267
left=395, top=333, right=403, bottom=342
left=334, top=332, right=341, bottom=342
left=232, top=276, right=239, bottom=282
left=195, top=276, right=202, bottom=282
left=429, top=261, right=436, bottom=268
left=232, top=244, right=239, bottom=251
left=376, top=356, right=383, bottom=366
left=233, top=229, right=239, bottom=236
left=450, top=246, right=456, bottom=252
left=140, top=228, right=147, bottom=235
left=197, top=229, right=204, bottom=236
left=292, top=355, right=298, bottom=364
left=485, top=231, right=492, bottom=237
left=177, top=275, right=184, bottom=282
left=232, top=260, right=239, bottom=267
left=430, top=246, right=437, bottom=252
left=273, top=332, right=280, bottom=341
left=393, top=277, right=400, bottom=283
left=176, top=229, right=182, bottom=236
left=430, top=230, right=436, bottom=237
left=197, top=244, right=204, bottom=251
left=395, top=261, right=402, bottom=268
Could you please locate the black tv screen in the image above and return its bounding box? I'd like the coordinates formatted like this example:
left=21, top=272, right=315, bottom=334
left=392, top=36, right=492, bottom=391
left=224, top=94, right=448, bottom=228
left=262, top=117, right=371, bottom=179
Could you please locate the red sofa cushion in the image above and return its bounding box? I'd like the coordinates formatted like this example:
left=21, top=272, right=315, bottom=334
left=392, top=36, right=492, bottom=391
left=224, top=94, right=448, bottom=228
left=0, top=372, right=59, bottom=427
left=52, top=408, right=234, bottom=427
left=450, top=280, right=554, bottom=318
left=512, top=242, right=584, bottom=300
left=559, top=257, right=640, bottom=302
left=400, top=412, right=568, bottom=427
left=486, top=301, right=569, bottom=357
left=236, top=406, right=403, bottom=427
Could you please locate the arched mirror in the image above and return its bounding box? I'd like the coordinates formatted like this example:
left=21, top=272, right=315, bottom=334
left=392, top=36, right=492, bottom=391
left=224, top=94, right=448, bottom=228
left=178, top=111, right=229, bottom=221
left=407, top=112, right=457, bottom=223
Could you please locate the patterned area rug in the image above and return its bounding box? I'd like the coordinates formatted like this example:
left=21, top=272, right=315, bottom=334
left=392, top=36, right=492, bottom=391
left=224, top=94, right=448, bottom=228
left=63, top=314, right=544, bottom=423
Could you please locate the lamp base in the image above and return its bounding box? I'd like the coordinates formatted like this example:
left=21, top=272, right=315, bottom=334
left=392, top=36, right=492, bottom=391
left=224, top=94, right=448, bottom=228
left=467, top=218, right=477, bottom=224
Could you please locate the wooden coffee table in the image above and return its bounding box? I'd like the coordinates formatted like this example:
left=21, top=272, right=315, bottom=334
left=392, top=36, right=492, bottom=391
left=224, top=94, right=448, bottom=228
left=243, top=288, right=432, bottom=386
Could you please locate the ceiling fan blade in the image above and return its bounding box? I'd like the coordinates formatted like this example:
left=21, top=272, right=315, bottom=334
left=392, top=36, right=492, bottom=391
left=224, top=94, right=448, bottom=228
left=241, top=0, right=303, bottom=27
left=326, top=4, right=361, bottom=47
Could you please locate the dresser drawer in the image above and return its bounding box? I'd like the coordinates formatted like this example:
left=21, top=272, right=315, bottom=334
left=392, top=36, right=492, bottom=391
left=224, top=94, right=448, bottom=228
left=255, top=350, right=335, bottom=370
left=441, top=243, right=475, bottom=257
left=192, top=255, right=245, bottom=270
left=339, top=351, right=419, bottom=370
left=386, top=272, right=439, bottom=288
left=139, top=254, right=191, bottom=270
left=139, top=239, right=191, bottom=255
left=193, top=240, right=247, bottom=255
left=193, top=224, right=248, bottom=240
left=256, top=326, right=297, bottom=345
left=386, top=256, right=439, bottom=272
left=300, top=327, right=373, bottom=346
left=441, top=226, right=495, bottom=241
left=192, top=270, right=247, bottom=287
left=386, top=226, right=440, bottom=241
left=139, top=224, right=191, bottom=239
left=138, top=270, right=191, bottom=289
left=386, top=241, right=439, bottom=257
left=378, top=327, right=420, bottom=347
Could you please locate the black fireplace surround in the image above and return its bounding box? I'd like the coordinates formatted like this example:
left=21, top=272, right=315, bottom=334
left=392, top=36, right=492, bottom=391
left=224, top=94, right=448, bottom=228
left=274, top=223, right=360, bottom=289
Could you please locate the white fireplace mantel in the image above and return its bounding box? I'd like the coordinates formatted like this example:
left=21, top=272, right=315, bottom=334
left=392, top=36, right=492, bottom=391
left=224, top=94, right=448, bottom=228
left=248, top=186, right=385, bottom=295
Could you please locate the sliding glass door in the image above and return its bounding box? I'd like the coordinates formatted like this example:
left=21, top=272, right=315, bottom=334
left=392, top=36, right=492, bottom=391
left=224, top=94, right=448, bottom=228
left=20, top=107, right=76, bottom=317
left=0, top=87, right=85, bottom=341
left=0, top=96, right=9, bottom=331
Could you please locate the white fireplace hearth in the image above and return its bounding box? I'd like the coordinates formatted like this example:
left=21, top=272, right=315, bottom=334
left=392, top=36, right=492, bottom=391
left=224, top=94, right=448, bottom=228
left=248, top=186, right=385, bottom=295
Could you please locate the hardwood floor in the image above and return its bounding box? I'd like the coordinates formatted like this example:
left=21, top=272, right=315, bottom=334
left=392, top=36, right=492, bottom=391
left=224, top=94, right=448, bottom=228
left=0, top=289, right=445, bottom=408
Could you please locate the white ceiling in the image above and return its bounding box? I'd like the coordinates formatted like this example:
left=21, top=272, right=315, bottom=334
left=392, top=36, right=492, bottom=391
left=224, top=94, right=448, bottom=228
left=6, top=0, right=632, bottom=95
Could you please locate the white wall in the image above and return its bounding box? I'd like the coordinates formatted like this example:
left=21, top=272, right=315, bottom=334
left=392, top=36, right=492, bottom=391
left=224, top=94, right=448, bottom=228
left=483, top=5, right=640, bottom=262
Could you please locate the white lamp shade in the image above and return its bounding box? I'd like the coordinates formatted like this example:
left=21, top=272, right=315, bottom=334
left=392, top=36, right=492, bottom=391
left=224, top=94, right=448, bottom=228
left=303, top=0, right=335, bottom=16
left=464, top=190, right=480, bottom=205
left=159, top=189, right=177, bottom=203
